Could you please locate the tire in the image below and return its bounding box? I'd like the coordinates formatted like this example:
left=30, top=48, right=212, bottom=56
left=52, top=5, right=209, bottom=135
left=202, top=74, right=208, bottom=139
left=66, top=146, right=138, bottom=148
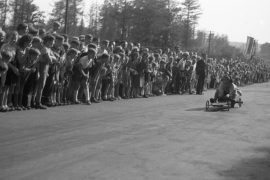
left=239, top=98, right=242, bottom=108
left=206, top=100, right=210, bottom=111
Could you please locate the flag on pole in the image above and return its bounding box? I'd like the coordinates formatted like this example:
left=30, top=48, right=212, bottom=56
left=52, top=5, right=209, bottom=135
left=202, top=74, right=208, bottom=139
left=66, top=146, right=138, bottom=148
left=244, top=36, right=257, bottom=58
left=244, top=36, right=254, bottom=55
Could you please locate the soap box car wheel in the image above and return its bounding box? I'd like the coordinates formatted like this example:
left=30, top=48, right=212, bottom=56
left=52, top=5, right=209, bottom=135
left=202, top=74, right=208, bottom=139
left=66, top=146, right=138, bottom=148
left=239, top=98, right=242, bottom=107
left=205, top=100, right=210, bottom=111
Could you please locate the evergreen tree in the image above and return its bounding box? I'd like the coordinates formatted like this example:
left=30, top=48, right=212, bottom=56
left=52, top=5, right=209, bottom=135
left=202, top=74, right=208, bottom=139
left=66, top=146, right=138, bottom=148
left=88, top=1, right=101, bottom=36
left=0, top=0, right=9, bottom=28
left=49, top=0, right=83, bottom=35
left=10, top=0, right=44, bottom=28
left=181, top=0, right=201, bottom=49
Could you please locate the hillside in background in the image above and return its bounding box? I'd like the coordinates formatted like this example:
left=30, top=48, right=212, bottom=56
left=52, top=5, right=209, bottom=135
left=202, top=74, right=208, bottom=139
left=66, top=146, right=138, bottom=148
left=229, top=41, right=270, bottom=62
left=229, top=41, right=245, bottom=50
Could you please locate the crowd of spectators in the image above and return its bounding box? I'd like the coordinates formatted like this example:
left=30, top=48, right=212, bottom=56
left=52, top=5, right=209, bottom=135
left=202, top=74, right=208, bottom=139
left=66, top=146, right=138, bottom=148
left=0, top=22, right=269, bottom=112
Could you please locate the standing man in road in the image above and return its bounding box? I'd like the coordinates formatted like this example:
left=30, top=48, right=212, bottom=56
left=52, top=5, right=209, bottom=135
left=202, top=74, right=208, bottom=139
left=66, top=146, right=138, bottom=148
left=196, top=53, right=206, bottom=95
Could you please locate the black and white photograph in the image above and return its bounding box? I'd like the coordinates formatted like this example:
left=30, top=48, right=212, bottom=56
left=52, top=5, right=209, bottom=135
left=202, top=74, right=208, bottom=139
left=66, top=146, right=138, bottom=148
left=1, top=0, right=270, bottom=179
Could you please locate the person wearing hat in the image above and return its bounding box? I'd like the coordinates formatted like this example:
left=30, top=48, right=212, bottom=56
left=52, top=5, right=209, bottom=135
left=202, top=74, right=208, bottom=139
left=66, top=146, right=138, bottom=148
left=85, top=34, right=93, bottom=45
left=70, top=39, right=80, bottom=51
left=38, top=28, right=46, bottom=39
left=90, top=53, right=109, bottom=103
left=79, top=35, right=87, bottom=52
left=28, top=24, right=39, bottom=36
left=16, top=23, right=28, bottom=38
left=196, top=53, right=206, bottom=95
left=98, top=40, right=109, bottom=55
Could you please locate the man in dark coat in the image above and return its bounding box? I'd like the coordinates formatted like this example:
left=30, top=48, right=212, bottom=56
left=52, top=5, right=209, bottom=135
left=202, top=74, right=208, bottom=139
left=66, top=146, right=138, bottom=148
left=196, top=53, right=206, bottom=95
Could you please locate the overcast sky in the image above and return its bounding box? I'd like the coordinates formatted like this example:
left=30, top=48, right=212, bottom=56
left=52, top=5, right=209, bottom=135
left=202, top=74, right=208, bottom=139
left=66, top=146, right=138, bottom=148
left=34, top=0, right=270, bottom=43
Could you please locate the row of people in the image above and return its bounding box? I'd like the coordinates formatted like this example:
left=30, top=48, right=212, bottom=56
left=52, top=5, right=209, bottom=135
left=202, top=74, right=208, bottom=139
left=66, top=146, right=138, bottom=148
left=0, top=23, right=269, bottom=112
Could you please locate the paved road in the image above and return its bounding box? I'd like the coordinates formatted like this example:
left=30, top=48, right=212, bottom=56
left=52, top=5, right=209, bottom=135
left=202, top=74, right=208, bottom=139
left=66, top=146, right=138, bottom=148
left=1, top=82, right=270, bottom=180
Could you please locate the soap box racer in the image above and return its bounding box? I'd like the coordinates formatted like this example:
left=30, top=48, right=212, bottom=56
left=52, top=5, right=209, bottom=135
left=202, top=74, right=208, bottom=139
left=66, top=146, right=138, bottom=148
left=205, top=75, right=243, bottom=111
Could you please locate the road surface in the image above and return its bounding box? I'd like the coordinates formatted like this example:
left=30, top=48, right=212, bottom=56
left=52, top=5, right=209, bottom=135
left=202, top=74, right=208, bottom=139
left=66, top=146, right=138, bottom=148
left=1, top=82, right=270, bottom=180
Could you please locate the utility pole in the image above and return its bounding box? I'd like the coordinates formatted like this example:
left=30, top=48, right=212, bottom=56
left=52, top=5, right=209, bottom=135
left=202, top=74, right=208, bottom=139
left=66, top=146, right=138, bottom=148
left=208, top=31, right=213, bottom=57
left=64, top=0, right=69, bottom=34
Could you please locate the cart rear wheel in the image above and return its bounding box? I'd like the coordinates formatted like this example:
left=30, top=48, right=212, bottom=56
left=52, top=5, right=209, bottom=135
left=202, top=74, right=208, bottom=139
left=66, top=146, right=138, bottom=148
left=227, top=101, right=231, bottom=110
left=239, top=98, right=242, bottom=107
left=206, top=100, right=210, bottom=111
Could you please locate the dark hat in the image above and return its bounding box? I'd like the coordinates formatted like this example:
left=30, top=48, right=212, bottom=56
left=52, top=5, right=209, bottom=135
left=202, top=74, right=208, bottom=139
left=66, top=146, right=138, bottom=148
left=88, top=43, right=98, bottom=50
left=43, top=34, right=55, bottom=44
left=28, top=25, right=38, bottom=36
left=70, top=39, right=80, bottom=46
left=28, top=48, right=41, bottom=56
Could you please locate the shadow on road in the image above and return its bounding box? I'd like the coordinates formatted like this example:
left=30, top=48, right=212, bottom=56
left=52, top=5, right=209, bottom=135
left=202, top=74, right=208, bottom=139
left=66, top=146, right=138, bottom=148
left=185, top=107, right=206, bottom=111
left=185, top=107, right=229, bottom=112
left=219, top=147, right=270, bottom=180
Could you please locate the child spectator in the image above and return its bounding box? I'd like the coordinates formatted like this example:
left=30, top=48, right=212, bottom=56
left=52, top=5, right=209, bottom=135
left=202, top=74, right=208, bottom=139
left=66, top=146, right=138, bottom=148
left=16, top=23, right=28, bottom=37
left=0, top=28, right=6, bottom=49
left=20, top=48, right=40, bottom=109
left=35, top=34, right=56, bottom=109
left=16, top=34, right=33, bottom=110
left=0, top=51, right=12, bottom=112
left=72, top=48, right=96, bottom=105
left=62, top=48, right=78, bottom=104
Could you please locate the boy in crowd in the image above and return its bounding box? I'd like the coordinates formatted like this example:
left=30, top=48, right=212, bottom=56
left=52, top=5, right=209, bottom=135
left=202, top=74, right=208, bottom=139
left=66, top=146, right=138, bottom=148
left=98, top=40, right=109, bottom=55
left=70, top=39, right=80, bottom=51
left=91, top=53, right=110, bottom=102
left=62, top=48, right=78, bottom=104
left=20, top=48, right=40, bottom=109
left=0, top=28, right=6, bottom=49
left=85, top=34, right=93, bottom=45
left=15, top=34, right=33, bottom=110
left=72, top=48, right=96, bottom=105
left=16, top=23, right=28, bottom=38
left=0, top=51, right=12, bottom=112
left=50, top=35, right=65, bottom=106
left=35, top=35, right=56, bottom=109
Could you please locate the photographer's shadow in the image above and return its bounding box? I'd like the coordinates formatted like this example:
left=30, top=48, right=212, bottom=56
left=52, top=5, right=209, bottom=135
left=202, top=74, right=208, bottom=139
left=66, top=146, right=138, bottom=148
left=218, top=147, right=270, bottom=180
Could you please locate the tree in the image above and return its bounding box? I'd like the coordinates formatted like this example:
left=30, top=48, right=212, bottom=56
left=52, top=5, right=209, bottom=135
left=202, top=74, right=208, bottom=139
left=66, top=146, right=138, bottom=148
left=0, top=0, right=9, bottom=28
left=209, top=34, right=242, bottom=58
left=99, top=0, right=132, bottom=41
left=88, top=1, right=101, bottom=36
left=78, top=17, right=85, bottom=34
left=9, top=0, right=44, bottom=28
left=49, top=0, right=83, bottom=35
left=193, top=30, right=207, bottom=49
left=129, top=0, right=182, bottom=47
left=260, top=43, right=270, bottom=55
left=181, top=0, right=201, bottom=49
